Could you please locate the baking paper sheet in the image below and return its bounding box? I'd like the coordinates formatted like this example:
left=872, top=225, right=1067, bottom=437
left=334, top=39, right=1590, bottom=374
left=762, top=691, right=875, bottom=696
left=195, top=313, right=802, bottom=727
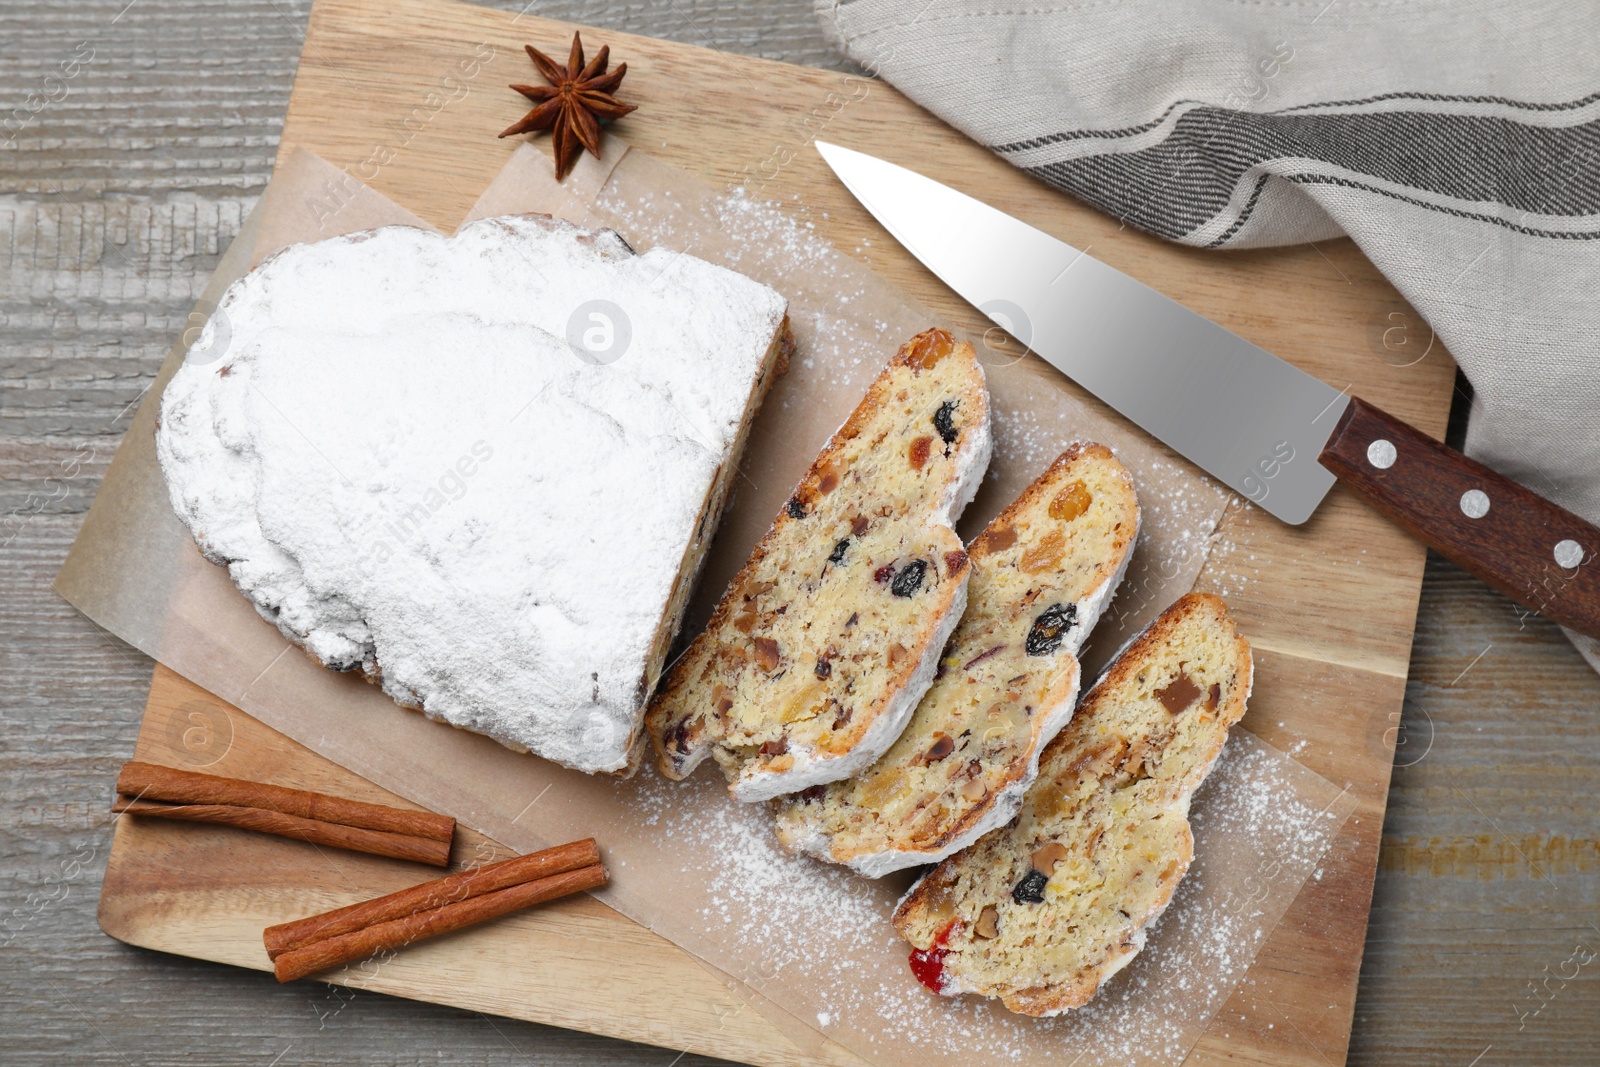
left=58, top=144, right=1354, bottom=1067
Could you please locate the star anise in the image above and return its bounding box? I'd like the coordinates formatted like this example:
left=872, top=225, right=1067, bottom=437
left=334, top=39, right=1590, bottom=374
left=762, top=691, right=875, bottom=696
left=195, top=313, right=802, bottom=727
left=499, top=32, right=638, bottom=180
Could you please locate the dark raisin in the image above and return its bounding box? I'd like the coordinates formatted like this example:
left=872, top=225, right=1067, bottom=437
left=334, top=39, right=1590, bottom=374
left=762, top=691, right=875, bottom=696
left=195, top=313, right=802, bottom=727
left=797, top=785, right=826, bottom=804
left=1012, top=869, right=1048, bottom=904
left=925, top=733, right=955, bottom=761
left=815, top=657, right=832, bottom=680
left=831, top=701, right=853, bottom=729
left=665, top=719, right=692, bottom=755
left=890, top=559, right=928, bottom=598
left=933, top=400, right=958, bottom=445
left=1025, top=603, right=1077, bottom=656
left=786, top=498, right=806, bottom=519
left=759, top=738, right=788, bottom=756
left=828, top=538, right=850, bottom=565
left=845, top=612, right=859, bottom=628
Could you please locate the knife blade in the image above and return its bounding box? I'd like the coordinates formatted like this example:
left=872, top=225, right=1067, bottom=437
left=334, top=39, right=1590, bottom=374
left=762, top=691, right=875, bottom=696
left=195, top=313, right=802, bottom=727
left=816, top=141, right=1600, bottom=639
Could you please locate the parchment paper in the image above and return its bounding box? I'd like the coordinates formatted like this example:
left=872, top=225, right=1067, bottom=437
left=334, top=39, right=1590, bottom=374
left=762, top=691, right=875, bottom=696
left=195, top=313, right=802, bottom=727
left=57, top=145, right=1354, bottom=1067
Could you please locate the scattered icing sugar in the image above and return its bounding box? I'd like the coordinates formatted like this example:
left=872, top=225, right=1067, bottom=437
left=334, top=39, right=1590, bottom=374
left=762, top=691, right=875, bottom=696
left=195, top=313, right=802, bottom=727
left=156, top=214, right=787, bottom=773
left=620, top=730, right=1349, bottom=1067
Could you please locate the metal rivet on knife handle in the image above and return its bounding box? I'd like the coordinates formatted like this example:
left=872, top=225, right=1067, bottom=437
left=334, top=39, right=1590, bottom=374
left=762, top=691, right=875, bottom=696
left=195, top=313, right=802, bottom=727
left=1460, top=490, right=1490, bottom=519
left=1366, top=439, right=1397, bottom=469
left=1554, top=540, right=1584, bottom=569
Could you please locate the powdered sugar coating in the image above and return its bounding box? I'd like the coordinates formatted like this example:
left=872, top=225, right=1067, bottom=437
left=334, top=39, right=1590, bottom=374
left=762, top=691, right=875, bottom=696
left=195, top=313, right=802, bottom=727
left=156, top=214, right=787, bottom=774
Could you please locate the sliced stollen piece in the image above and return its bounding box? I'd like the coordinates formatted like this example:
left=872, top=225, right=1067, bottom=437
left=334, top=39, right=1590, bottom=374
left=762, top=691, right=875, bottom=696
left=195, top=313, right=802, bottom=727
left=892, top=593, right=1251, bottom=1016
left=774, top=444, right=1139, bottom=876
left=157, top=213, right=792, bottom=775
left=646, top=328, right=992, bottom=801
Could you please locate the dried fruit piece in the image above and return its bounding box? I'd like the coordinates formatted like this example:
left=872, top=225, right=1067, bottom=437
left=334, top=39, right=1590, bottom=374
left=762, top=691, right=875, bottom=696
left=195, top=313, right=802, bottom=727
left=1011, top=869, right=1048, bottom=904
left=759, top=738, right=788, bottom=757
left=828, top=539, right=850, bottom=565
left=817, top=458, right=841, bottom=494
left=909, top=435, right=933, bottom=470
left=926, top=733, right=955, bottom=761
left=979, top=524, right=1018, bottom=552
left=1155, top=672, right=1201, bottom=714
left=933, top=400, right=959, bottom=444
left=906, top=330, right=955, bottom=370
left=786, top=498, right=806, bottom=519
left=890, top=559, right=928, bottom=598
left=1020, top=529, right=1066, bottom=573
left=1025, top=603, right=1077, bottom=656
left=1048, top=480, right=1092, bottom=522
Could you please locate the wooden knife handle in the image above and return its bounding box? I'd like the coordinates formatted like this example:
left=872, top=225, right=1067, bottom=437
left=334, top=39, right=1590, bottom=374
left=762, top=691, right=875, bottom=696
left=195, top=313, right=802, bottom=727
left=1318, top=396, right=1600, bottom=640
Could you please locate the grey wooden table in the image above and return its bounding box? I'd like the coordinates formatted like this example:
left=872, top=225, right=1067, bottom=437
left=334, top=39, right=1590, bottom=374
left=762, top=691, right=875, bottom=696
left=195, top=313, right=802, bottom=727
left=3, top=1, right=1597, bottom=1064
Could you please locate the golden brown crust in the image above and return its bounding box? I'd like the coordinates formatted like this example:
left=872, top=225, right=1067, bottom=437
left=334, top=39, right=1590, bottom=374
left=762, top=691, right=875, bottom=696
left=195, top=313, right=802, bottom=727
left=774, top=441, right=1139, bottom=870
left=891, top=592, right=1251, bottom=1015
left=645, top=328, right=990, bottom=791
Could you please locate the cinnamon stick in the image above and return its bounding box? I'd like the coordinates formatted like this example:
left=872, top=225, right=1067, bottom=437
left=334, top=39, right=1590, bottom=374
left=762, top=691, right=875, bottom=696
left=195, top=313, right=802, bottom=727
left=263, top=838, right=600, bottom=959
left=271, top=863, right=607, bottom=982
left=116, top=761, right=454, bottom=839
left=111, top=798, right=452, bottom=867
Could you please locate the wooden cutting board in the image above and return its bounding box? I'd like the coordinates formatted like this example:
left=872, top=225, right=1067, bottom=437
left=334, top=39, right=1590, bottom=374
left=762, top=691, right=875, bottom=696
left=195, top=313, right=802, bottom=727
left=96, top=0, right=1457, bottom=1063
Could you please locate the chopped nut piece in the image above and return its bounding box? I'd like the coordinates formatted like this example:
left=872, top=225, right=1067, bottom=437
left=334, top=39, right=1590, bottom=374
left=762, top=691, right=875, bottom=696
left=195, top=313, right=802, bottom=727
left=958, top=777, right=987, bottom=801
left=925, top=733, right=955, bottom=761
left=974, top=905, right=1000, bottom=939
left=752, top=637, right=781, bottom=673
left=1030, top=842, right=1068, bottom=876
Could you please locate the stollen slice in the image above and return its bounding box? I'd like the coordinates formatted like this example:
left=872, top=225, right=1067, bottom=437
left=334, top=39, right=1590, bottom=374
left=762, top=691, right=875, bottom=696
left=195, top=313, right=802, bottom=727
left=892, top=592, right=1251, bottom=1015
left=646, top=328, right=992, bottom=801
left=774, top=443, right=1139, bottom=875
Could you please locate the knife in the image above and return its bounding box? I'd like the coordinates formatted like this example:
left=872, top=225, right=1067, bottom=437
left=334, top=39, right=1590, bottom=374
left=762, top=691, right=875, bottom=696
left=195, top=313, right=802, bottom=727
left=815, top=141, right=1600, bottom=640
